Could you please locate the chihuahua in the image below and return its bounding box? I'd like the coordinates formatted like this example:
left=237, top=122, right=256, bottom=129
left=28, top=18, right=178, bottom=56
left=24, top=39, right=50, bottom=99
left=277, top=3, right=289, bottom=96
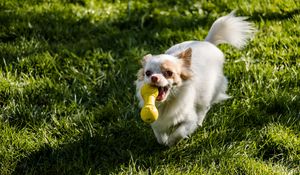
left=135, top=12, right=254, bottom=146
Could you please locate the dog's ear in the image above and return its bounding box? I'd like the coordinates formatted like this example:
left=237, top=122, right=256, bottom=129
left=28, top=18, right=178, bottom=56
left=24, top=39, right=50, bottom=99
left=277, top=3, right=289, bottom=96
left=137, top=68, right=144, bottom=80
left=177, top=48, right=193, bottom=80
left=177, top=48, right=192, bottom=67
left=141, top=54, right=152, bottom=66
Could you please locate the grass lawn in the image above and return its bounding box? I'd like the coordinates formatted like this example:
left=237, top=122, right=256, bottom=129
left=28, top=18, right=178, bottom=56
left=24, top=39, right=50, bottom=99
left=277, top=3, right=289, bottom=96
left=0, top=0, right=299, bottom=174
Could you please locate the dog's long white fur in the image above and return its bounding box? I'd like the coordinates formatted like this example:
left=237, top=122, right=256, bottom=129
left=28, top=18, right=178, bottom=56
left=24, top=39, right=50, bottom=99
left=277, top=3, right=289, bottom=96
left=136, top=12, right=254, bottom=146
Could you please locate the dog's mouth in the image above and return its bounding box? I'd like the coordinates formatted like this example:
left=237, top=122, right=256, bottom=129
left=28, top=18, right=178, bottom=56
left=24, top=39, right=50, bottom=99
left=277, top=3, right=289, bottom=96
left=156, top=86, right=169, bottom=101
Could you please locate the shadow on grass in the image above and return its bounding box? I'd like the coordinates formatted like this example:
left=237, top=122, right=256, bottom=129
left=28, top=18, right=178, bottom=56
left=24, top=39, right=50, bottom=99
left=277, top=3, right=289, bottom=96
left=0, top=3, right=212, bottom=66
left=12, top=121, right=168, bottom=174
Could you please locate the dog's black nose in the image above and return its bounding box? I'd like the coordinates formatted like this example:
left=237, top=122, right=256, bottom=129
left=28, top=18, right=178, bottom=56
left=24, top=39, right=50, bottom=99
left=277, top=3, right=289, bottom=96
left=151, top=76, right=158, bottom=83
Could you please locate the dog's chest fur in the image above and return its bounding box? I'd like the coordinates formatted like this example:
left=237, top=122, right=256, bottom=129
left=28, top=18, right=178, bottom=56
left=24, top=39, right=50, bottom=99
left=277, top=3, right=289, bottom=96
left=153, top=82, right=196, bottom=130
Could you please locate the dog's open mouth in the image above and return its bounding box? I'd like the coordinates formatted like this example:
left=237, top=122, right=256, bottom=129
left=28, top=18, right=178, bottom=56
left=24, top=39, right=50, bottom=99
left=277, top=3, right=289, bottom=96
left=156, top=86, right=169, bottom=101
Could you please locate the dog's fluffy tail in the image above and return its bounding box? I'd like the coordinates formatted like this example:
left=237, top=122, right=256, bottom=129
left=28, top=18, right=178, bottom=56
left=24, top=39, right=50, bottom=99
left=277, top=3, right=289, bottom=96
left=205, top=11, right=255, bottom=49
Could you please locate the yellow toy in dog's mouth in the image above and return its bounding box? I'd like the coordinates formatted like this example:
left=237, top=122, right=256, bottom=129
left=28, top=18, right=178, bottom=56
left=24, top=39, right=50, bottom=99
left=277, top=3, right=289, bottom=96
left=140, top=84, right=159, bottom=123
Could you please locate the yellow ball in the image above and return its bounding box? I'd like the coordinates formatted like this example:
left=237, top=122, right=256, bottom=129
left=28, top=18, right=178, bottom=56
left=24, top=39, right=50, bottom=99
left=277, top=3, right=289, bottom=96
left=140, top=105, right=159, bottom=123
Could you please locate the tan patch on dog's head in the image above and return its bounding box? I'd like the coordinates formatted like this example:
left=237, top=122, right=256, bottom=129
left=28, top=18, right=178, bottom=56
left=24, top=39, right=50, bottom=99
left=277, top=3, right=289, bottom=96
left=160, top=60, right=180, bottom=73
left=180, top=69, right=193, bottom=80
left=160, top=60, right=183, bottom=85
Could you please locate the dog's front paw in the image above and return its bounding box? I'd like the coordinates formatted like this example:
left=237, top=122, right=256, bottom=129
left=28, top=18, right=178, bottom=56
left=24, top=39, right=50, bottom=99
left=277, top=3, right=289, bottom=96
left=167, top=135, right=188, bottom=147
left=154, top=132, right=169, bottom=146
left=166, top=139, right=177, bottom=147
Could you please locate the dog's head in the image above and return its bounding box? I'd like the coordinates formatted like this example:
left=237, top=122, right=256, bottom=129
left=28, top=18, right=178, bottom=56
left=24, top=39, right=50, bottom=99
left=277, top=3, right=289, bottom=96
left=137, top=48, right=193, bottom=102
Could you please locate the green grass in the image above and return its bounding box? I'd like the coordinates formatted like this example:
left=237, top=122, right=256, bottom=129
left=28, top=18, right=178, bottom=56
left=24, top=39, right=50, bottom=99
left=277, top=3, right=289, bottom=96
left=0, top=0, right=299, bottom=174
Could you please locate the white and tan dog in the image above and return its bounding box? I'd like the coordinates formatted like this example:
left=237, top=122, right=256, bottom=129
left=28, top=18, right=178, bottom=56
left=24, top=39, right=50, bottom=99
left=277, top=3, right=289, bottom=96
left=135, top=12, right=254, bottom=146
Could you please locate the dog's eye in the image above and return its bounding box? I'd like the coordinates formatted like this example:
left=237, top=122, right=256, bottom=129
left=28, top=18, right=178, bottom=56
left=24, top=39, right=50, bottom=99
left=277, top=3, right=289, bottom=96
left=164, top=70, right=173, bottom=77
left=145, top=70, right=152, bottom=77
